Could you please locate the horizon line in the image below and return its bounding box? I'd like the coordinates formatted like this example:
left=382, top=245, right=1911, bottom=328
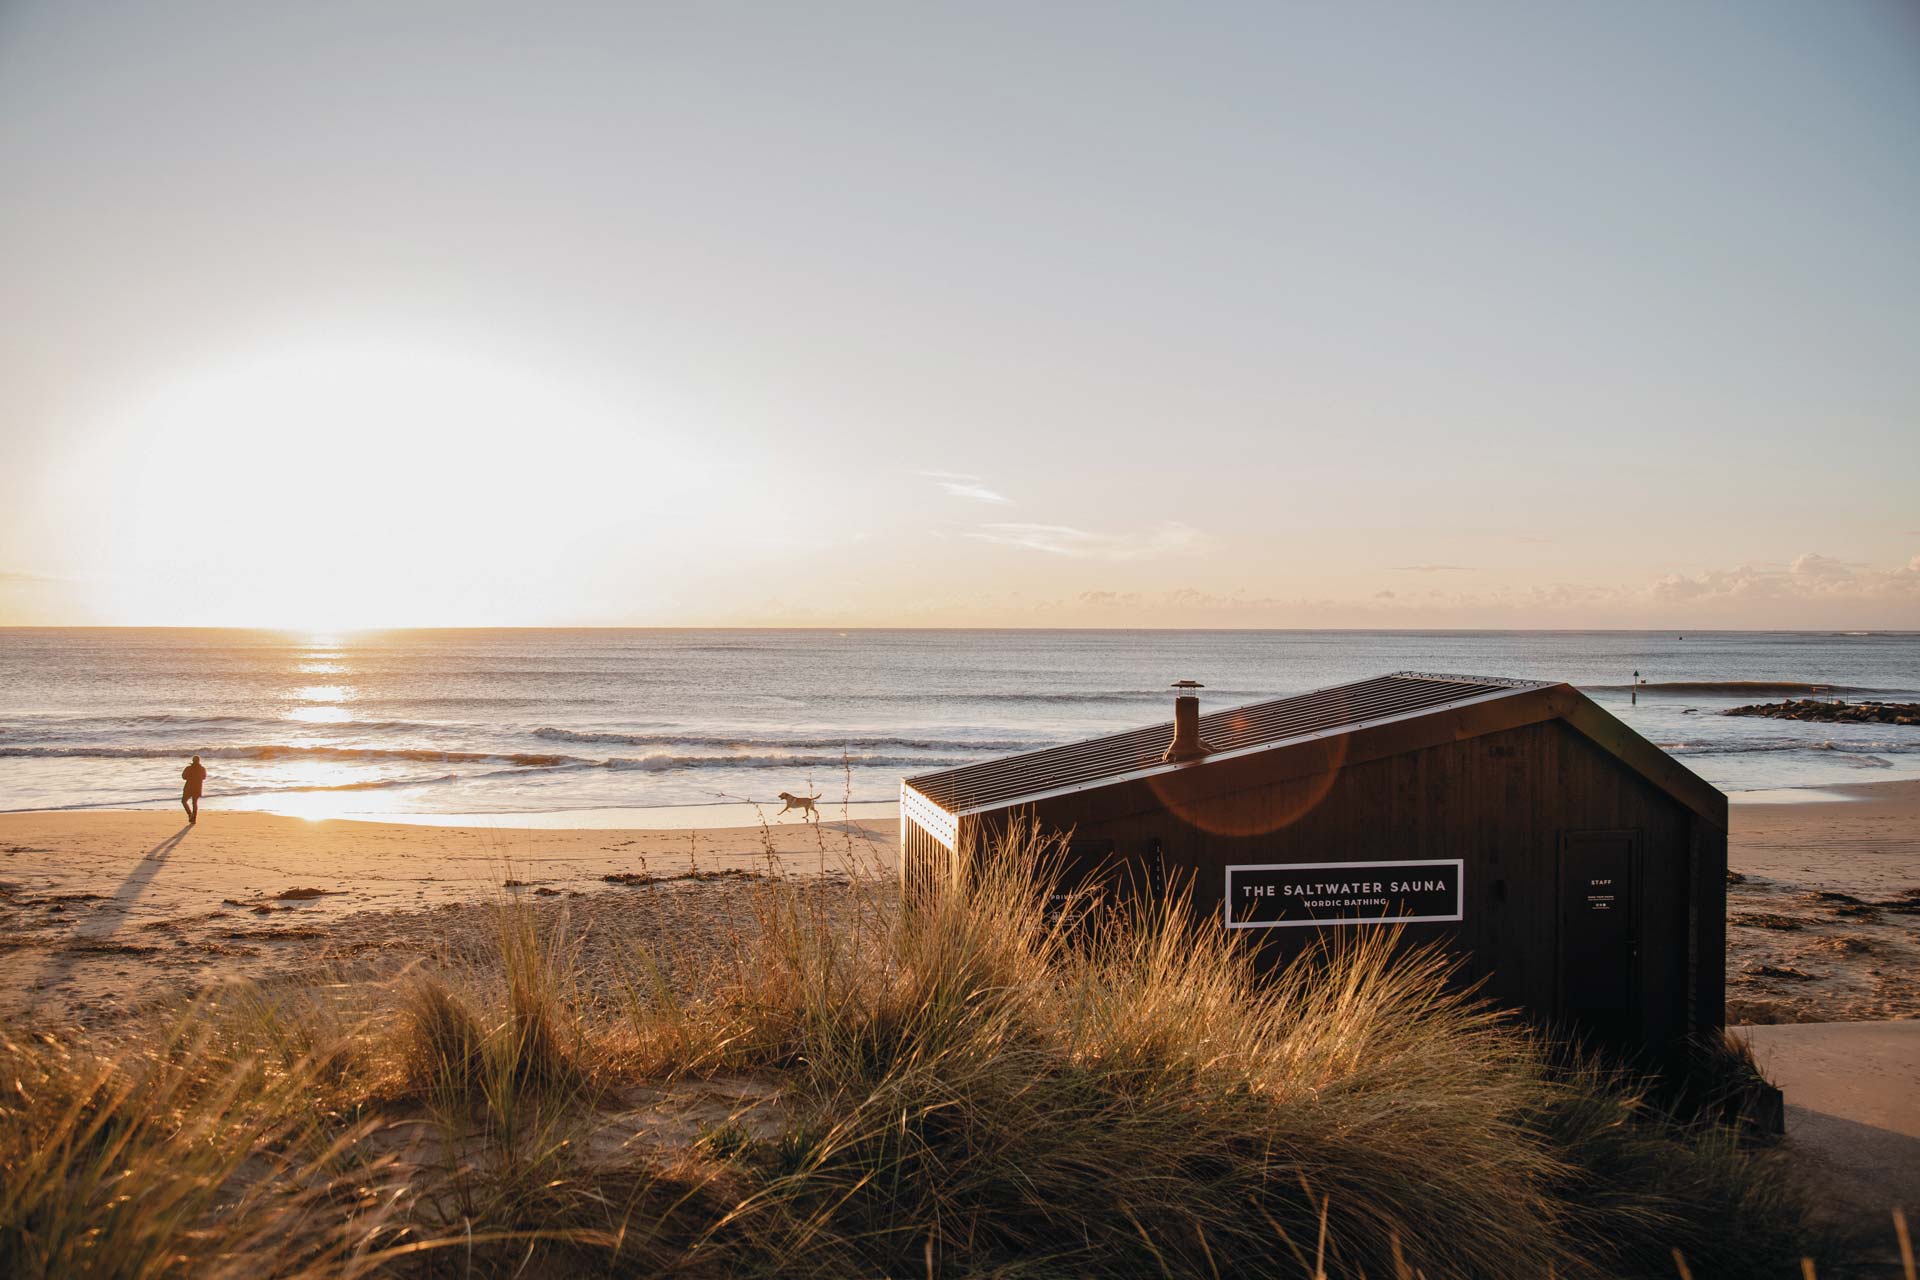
left=2, top=624, right=1913, bottom=636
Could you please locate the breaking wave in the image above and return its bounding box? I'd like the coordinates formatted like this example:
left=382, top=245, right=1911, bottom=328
left=0, top=744, right=975, bottom=773
left=0, top=744, right=587, bottom=767
left=6, top=714, right=469, bottom=737
left=600, top=752, right=965, bottom=772
left=532, top=726, right=1036, bottom=751
left=896, top=688, right=1280, bottom=705
left=243, top=773, right=462, bottom=794
left=1586, top=681, right=1894, bottom=695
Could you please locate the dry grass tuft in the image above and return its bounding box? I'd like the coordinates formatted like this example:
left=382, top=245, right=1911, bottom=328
left=400, top=975, right=486, bottom=1101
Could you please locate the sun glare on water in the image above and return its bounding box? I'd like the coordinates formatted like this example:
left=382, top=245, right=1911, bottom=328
left=287, top=705, right=353, bottom=724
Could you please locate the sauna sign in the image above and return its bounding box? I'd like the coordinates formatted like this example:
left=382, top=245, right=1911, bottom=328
left=1224, top=859, right=1464, bottom=929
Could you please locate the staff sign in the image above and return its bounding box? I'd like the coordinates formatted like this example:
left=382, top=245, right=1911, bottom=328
left=1225, top=859, right=1464, bottom=929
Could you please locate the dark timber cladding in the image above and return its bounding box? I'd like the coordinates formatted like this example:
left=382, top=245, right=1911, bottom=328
left=901, top=672, right=1730, bottom=1065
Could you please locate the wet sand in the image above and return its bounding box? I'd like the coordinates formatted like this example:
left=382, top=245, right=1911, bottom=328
left=1726, top=779, right=1920, bottom=1024
left=1, top=777, right=1915, bottom=1029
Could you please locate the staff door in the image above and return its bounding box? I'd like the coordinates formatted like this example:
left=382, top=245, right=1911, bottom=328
left=1559, top=830, right=1639, bottom=1052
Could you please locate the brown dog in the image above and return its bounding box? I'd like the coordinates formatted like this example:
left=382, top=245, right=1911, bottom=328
left=776, top=791, right=821, bottom=820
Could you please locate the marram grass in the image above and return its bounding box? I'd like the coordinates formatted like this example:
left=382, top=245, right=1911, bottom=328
left=0, top=822, right=1863, bottom=1278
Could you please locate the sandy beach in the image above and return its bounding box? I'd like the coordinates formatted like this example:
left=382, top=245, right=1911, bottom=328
left=0, top=808, right=896, bottom=1029
left=2, top=779, right=1915, bottom=1030
left=1725, top=778, right=1920, bottom=1025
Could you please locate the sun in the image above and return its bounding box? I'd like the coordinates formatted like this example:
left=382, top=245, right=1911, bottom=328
left=87, top=336, right=677, bottom=628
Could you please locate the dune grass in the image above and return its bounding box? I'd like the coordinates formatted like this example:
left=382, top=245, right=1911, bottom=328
left=0, top=821, right=1873, bottom=1278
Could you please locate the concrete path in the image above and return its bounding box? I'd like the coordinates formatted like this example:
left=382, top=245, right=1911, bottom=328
left=1738, top=1021, right=1919, bottom=1270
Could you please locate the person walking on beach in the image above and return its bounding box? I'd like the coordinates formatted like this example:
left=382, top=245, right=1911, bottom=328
left=181, top=755, right=206, bottom=824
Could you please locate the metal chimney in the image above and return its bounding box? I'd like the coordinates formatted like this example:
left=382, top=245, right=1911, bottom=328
left=1163, top=679, right=1214, bottom=763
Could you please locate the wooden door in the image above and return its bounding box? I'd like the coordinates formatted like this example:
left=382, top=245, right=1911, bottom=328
left=1559, top=830, right=1640, bottom=1053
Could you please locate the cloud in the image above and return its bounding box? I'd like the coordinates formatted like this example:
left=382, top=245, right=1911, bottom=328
left=1651, top=552, right=1920, bottom=603
left=883, top=548, right=1920, bottom=626
left=939, top=481, right=1011, bottom=505
left=966, top=521, right=1205, bottom=560
left=1787, top=552, right=1855, bottom=585
left=1162, top=586, right=1286, bottom=610
left=915, top=470, right=1012, bottom=505
left=1389, top=564, right=1476, bottom=573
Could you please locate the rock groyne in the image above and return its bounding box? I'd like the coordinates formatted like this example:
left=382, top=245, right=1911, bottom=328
left=1724, top=698, right=1920, bottom=726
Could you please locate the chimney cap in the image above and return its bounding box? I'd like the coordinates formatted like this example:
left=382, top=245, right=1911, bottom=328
left=1164, top=681, right=1212, bottom=761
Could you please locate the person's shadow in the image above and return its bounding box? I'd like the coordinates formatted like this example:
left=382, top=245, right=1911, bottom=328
left=140, top=824, right=192, bottom=866
left=31, top=822, right=193, bottom=995
left=106, top=823, right=192, bottom=917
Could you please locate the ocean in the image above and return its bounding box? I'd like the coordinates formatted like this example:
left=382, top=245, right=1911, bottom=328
left=2, top=629, right=1916, bottom=825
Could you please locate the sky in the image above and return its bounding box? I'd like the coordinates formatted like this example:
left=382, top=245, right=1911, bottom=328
left=2, top=1, right=1916, bottom=630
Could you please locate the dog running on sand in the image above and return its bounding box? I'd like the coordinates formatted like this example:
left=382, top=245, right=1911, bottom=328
left=776, top=791, right=821, bottom=820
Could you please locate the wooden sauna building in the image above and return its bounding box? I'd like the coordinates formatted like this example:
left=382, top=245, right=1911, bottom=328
left=901, top=672, right=1728, bottom=1061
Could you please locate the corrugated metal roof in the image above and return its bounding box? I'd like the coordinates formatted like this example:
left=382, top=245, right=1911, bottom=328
left=904, top=672, right=1550, bottom=815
